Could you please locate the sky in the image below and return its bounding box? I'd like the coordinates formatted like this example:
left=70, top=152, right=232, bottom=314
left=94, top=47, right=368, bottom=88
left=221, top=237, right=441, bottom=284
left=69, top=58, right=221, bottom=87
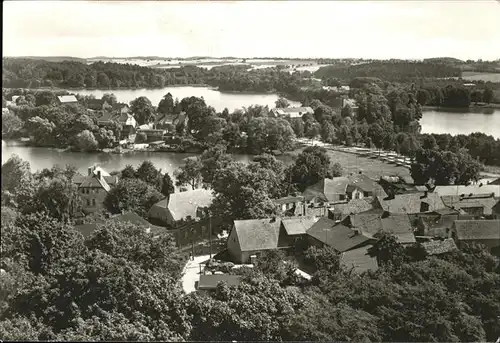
left=3, top=1, right=500, bottom=60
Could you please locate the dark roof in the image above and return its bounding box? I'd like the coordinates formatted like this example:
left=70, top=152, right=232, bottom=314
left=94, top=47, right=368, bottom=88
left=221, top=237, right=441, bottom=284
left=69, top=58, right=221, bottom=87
left=79, top=174, right=111, bottom=192
left=198, top=274, right=241, bottom=290
left=348, top=211, right=415, bottom=244
left=233, top=218, right=281, bottom=252
left=72, top=173, right=86, bottom=185
left=97, top=111, right=115, bottom=123
left=441, top=195, right=499, bottom=215
left=281, top=217, right=317, bottom=235
left=74, top=223, right=98, bottom=238
left=112, top=102, right=129, bottom=110
left=489, top=178, right=500, bottom=185
left=347, top=174, right=387, bottom=197
left=87, top=99, right=106, bottom=109
left=453, top=220, right=500, bottom=240
left=421, top=238, right=458, bottom=255
left=307, top=217, right=372, bottom=252
left=103, top=175, right=119, bottom=186
left=340, top=245, right=378, bottom=274
left=274, top=196, right=305, bottom=205
left=331, top=198, right=374, bottom=216
left=376, top=193, right=445, bottom=214
left=303, top=177, right=350, bottom=202
left=417, top=214, right=473, bottom=238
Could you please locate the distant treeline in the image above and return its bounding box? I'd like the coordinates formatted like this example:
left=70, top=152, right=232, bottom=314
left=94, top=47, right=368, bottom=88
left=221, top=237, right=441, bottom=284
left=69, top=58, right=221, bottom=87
left=315, top=61, right=462, bottom=82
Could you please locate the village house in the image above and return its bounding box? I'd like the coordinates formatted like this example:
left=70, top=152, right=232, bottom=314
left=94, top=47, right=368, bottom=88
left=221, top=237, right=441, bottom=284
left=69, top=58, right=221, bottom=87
left=87, top=99, right=111, bottom=111
left=432, top=184, right=500, bottom=198
left=449, top=220, right=500, bottom=253
left=346, top=173, right=387, bottom=199
left=154, top=112, right=188, bottom=133
left=57, top=95, right=78, bottom=105
left=373, top=192, right=446, bottom=217
left=137, top=128, right=166, bottom=142
left=280, top=217, right=318, bottom=246
left=271, top=106, right=314, bottom=119
left=340, top=245, right=378, bottom=274
left=112, top=103, right=130, bottom=114
left=440, top=194, right=499, bottom=217
left=342, top=209, right=416, bottom=245
left=148, top=188, right=214, bottom=227
left=303, top=177, right=351, bottom=204
left=378, top=175, right=421, bottom=196
left=328, top=198, right=374, bottom=222
left=227, top=217, right=289, bottom=264
left=307, top=217, right=374, bottom=252
left=274, top=195, right=307, bottom=216
left=115, top=112, right=137, bottom=139
left=415, top=212, right=474, bottom=238
left=72, top=166, right=118, bottom=214
left=341, top=98, right=359, bottom=115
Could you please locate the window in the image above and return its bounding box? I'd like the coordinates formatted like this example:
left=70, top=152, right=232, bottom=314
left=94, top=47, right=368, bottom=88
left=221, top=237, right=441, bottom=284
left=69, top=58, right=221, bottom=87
left=86, top=199, right=91, bottom=206
left=92, top=199, right=96, bottom=206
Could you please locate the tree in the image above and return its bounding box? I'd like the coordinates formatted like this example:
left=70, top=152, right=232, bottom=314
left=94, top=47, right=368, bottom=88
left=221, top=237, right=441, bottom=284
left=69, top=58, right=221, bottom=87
left=275, top=97, right=290, bottom=108
left=136, top=160, right=162, bottom=190
left=174, top=157, right=203, bottom=190
left=2, top=112, right=23, bottom=138
left=181, top=96, right=214, bottom=135
left=94, top=128, right=116, bottom=149
left=130, top=96, right=155, bottom=125
left=75, top=130, right=98, bottom=152
left=135, top=132, right=147, bottom=143
left=32, top=178, right=82, bottom=222
left=104, top=179, right=163, bottom=218
left=321, top=122, right=336, bottom=143
left=368, top=232, right=405, bottom=267
left=161, top=173, right=175, bottom=197
left=1, top=155, right=36, bottom=209
left=26, top=116, right=56, bottom=146
left=483, top=87, right=494, bottom=104
left=304, top=121, right=321, bottom=142
left=34, top=91, right=57, bottom=107
left=330, top=162, right=343, bottom=177
left=158, top=93, right=175, bottom=115
left=290, top=118, right=304, bottom=138
left=102, top=93, right=117, bottom=106
left=341, top=104, right=353, bottom=118
left=289, top=146, right=332, bottom=191
left=199, top=145, right=234, bottom=186
left=416, top=88, right=431, bottom=106
left=120, top=165, right=136, bottom=179
left=246, top=117, right=295, bottom=154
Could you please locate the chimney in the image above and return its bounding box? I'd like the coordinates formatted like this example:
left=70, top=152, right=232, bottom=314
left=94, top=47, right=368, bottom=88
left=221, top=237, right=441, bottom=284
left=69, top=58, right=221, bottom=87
left=479, top=183, right=483, bottom=187
left=88, top=167, right=93, bottom=176
left=359, top=171, right=362, bottom=174
left=420, top=191, right=428, bottom=199
left=97, top=170, right=102, bottom=180
left=270, top=217, right=276, bottom=223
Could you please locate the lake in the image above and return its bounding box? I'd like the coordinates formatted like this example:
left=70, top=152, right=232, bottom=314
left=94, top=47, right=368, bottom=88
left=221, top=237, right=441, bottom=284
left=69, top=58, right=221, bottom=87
left=1, top=141, right=294, bottom=180
left=70, top=86, right=301, bottom=112
left=420, top=108, right=500, bottom=138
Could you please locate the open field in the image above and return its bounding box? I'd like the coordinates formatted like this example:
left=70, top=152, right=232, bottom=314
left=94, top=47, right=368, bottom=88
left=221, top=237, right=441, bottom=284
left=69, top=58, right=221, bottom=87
left=290, top=143, right=412, bottom=180
left=461, top=71, right=500, bottom=82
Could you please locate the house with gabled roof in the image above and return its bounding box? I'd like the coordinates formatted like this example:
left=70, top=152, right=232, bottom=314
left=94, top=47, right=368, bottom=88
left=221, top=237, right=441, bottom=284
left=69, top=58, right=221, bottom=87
left=449, top=219, right=500, bottom=252
left=307, top=217, right=373, bottom=252
left=148, top=188, right=214, bottom=226
left=346, top=173, right=387, bottom=200
left=154, top=111, right=188, bottom=133
left=271, top=106, right=314, bottom=119
left=87, top=99, right=111, bottom=111
left=227, top=217, right=287, bottom=264
left=433, top=184, right=500, bottom=198
left=75, top=165, right=117, bottom=214
left=57, top=95, right=78, bottom=105
left=441, top=194, right=499, bottom=217
left=343, top=209, right=416, bottom=244
left=303, top=177, right=351, bottom=204
left=415, top=212, right=474, bottom=238
left=328, top=198, right=374, bottom=222
left=374, top=192, right=446, bottom=215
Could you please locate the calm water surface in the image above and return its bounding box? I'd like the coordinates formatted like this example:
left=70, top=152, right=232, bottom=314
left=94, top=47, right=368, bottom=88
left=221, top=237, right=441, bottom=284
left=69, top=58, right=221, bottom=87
left=1, top=141, right=294, bottom=178
left=71, top=86, right=300, bottom=112
left=420, top=108, right=500, bottom=138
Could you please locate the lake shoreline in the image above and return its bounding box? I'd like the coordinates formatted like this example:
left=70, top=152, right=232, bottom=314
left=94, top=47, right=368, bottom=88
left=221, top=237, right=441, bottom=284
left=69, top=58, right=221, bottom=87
left=422, top=103, right=500, bottom=110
